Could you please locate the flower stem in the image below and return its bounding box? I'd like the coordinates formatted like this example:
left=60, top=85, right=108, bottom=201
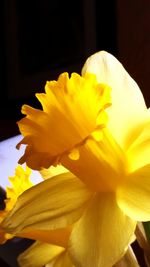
left=135, top=223, right=150, bottom=266
left=114, top=246, right=140, bottom=267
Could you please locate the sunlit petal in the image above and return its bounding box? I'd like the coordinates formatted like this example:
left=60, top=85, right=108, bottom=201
left=127, top=118, right=150, bottom=171
left=40, top=165, right=68, bottom=180
left=82, top=50, right=147, bottom=147
left=61, top=128, right=127, bottom=191
left=2, top=172, right=91, bottom=236
left=49, top=251, right=75, bottom=267
left=117, top=164, right=150, bottom=221
left=18, top=227, right=71, bottom=248
left=18, top=241, right=64, bottom=267
left=69, top=193, right=136, bottom=267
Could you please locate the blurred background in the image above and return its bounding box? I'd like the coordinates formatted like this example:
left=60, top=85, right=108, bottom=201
left=0, top=0, right=150, bottom=266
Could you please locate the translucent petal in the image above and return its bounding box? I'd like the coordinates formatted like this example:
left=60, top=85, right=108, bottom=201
left=50, top=251, right=75, bottom=267
left=82, top=51, right=147, bottom=147
left=18, top=241, right=64, bottom=267
left=127, top=118, right=150, bottom=171
left=2, top=172, right=91, bottom=237
left=69, top=193, right=136, bottom=267
left=117, top=164, right=150, bottom=221
left=40, top=165, right=68, bottom=180
left=62, top=129, right=127, bottom=191
left=18, top=227, right=71, bottom=247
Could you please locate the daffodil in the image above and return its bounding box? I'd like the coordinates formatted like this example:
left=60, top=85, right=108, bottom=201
left=2, top=51, right=150, bottom=267
left=0, top=165, right=33, bottom=243
left=0, top=165, right=76, bottom=267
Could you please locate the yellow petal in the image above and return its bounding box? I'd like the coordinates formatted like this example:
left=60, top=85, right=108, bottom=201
left=69, top=193, right=136, bottom=267
left=48, top=251, right=75, bottom=267
left=0, top=165, right=33, bottom=243
left=18, top=227, right=71, bottom=248
left=2, top=172, right=91, bottom=236
left=117, top=164, right=150, bottom=221
left=127, top=118, right=150, bottom=172
left=40, top=165, right=68, bottom=180
left=5, top=165, right=33, bottom=212
left=82, top=50, right=147, bottom=148
left=17, top=72, right=111, bottom=170
left=18, top=241, right=64, bottom=267
left=62, top=128, right=127, bottom=191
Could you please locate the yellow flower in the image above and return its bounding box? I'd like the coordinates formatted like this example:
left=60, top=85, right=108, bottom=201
left=4, top=165, right=33, bottom=212
left=2, top=51, right=150, bottom=267
left=0, top=165, right=76, bottom=266
left=0, top=165, right=33, bottom=243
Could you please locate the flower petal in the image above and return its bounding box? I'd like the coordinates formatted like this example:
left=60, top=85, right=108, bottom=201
left=82, top=51, right=147, bottom=147
left=117, top=164, right=150, bottom=221
left=40, top=165, right=68, bottom=179
left=18, top=227, right=71, bottom=248
left=62, top=128, right=127, bottom=191
left=2, top=172, right=91, bottom=237
left=127, top=118, right=150, bottom=171
left=69, top=193, right=136, bottom=267
left=5, top=165, right=33, bottom=212
left=48, top=251, right=75, bottom=267
left=18, top=241, right=64, bottom=267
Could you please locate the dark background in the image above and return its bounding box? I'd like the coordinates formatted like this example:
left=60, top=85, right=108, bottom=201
left=1, top=0, right=150, bottom=141
left=0, top=0, right=117, bottom=140
left=0, top=1, right=150, bottom=266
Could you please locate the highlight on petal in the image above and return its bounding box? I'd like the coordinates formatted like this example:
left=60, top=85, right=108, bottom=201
left=48, top=251, right=75, bottom=267
left=2, top=172, right=92, bottom=236
left=117, top=164, right=150, bottom=221
left=82, top=50, right=147, bottom=147
left=18, top=241, right=64, bottom=267
left=40, top=164, right=68, bottom=179
left=69, top=192, right=136, bottom=267
left=16, top=72, right=111, bottom=170
left=127, top=118, right=150, bottom=172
